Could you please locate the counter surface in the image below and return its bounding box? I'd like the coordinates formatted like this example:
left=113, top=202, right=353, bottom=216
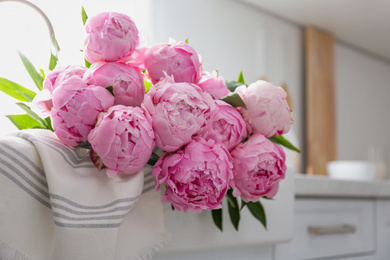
left=295, top=174, right=390, bottom=198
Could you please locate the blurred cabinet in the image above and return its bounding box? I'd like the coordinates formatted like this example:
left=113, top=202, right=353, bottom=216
left=154, top=186, right=390, bottom=260
left=275, top=198, right=375, bottom=259
left=275, top=197, right=390, bottom=260
left=375, top=200, right=390, bottom=260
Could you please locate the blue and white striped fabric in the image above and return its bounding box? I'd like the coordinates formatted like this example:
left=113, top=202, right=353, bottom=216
left=0, top=129, right=165, bottom=260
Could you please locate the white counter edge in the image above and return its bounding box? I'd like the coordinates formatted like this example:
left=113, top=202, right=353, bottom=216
left=295, top=174, right=390, bottom=198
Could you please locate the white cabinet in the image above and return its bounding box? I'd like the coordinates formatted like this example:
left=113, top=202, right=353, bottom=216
left=153, top=176, right=390, bottom=260
left=375, top=200, right=390, bottom=260
left=275, top=198, right=375, bottom=260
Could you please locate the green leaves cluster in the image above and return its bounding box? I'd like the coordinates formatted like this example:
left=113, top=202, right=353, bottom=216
left=212, top=189, right=267, bottom=232
left=0, top=4, right=69, bottom=131
left=0, top=51, right=58, bottom=131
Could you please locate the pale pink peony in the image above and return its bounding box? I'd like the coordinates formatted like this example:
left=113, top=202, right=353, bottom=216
left=84, top=12, right=139, bottom=63
left=142, top=40, right=202, bottom=84
left=43, top=65, right=88, bottom=93
left=142, top=76, right=215, bottom=152
left=230, top=133, right=287, bottom=202
left=153, top=137, right=233, bottom=213
left=50, top=76, right=114, bottom=146
left=83, top=61, right=145, bottom=107
left=32, top=65, right=87, bottom=117
left=197, top=71, right=230, bottom=99
left=237, top=80, right=293, bottom=137
left=197, top=100, right=248, bottom=151
left=88, top=105, right=155, bottom=178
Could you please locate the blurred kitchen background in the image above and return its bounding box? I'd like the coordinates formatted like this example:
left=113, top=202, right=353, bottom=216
left=1, top=0, right=389, bottom=174
left=2, top=1, right=390, bottom=259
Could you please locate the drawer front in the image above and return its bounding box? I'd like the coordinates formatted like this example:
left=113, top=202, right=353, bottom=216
left=376, top=200, right=390, bottom=260
left=275, top=198, right=375, bottom=260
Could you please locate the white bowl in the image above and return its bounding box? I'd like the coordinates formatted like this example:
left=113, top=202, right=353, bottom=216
left=326, top=160, right=377, bottom=180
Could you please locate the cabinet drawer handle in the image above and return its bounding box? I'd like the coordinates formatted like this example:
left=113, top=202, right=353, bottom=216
left=308, top=224, right=356, bottom=235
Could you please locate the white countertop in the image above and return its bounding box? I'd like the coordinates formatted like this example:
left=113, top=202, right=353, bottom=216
left=295, top=174, right=390, bottom=199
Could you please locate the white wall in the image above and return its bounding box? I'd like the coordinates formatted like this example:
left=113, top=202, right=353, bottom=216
left=335, top=42, right=390, bottom=166
left=148, top=0, right=304, bottom=171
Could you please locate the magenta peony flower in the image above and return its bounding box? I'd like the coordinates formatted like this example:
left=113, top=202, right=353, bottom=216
left=237, top=80, right=293, bottom=137
left=88, top=105, right=155, bottom=178
left=84, top=12, right=139, bottom=63
left=197, top=100, right=248, bottom=151
left=230, top=133, right=287, bottom=202
left=153, top=137, right=233, bottom=213
left=83, top=61, right=145, bottom=107
left=197, top=71, right=230, bottom=99
left=142, top=40, right=202, bottom=84
left=142, top=76, right=215, bottom=152
left=50, top=76, right=114, bottom=146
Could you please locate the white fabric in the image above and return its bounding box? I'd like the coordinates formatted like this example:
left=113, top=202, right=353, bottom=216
left=0, top=129, right=166, bottom=260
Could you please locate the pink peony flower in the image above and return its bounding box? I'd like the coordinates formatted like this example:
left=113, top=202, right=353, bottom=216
left=88, top=105, right=155, bottom=178
left=83, top=61, right=145, bottom=107
left=142, top=76, right=215, bottom=152
left=51, top=76, right=114, bottom=146
left=230, top=133, right=287, bottom=202
left=32, top=65, right=88, bottom=117
left=197, top=71, right=230, bottom=99
left=43, top=65, right=88, bottom=93
left=197, top=100, right=248, bottom=151
left=237, top=80, right=293, bottom=137
left=153, top=137, right=233, bottom=213
left=142, top=40, right=202, bottom=84
left=84, top=12, right=139, bottom=63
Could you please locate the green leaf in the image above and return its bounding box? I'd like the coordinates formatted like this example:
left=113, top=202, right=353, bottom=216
left=226, top=189, right=240, bottom=231
left=15, top=103, right=47, bottom=128
left=85, top=58, right=92, bottom=68
left=0, top=77, right=36, bottom=102
left=44, top=117, right=53, bottom=131
left=106, top=86, right=114, bottom=95
left=6, top=114, right=44, bottom=130
left=144, top=79, right=152, bottom=93
left=147, top=152, right=160, bottom=166
left=40, top=69, right=46, bottom=79
left=185, top=38, right=189, bottom=44
left=225, top=81, right=244, bottom=92
left=211, top=208, right=223, bottom=232
left=49, top=52, right=58, bottom=71
left=237, top=71, right=245, bottom=84
left=240, top=200, right=247, bottom=211
left=268, top=135, right=301, bottom=153
left=220, top=92, right=247, bottom=109
left=18, top=52, right=44, bottom=91
left=247, top=201, right=267, bottom=229
left=75, top=141, right=92, bottom=149
left=81, top=6, right=88, bottom=25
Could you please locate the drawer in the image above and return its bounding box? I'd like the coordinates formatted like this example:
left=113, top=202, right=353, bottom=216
left=376, top=199, right=390, bottom=259
left=275, top=198, right=375, bottom=260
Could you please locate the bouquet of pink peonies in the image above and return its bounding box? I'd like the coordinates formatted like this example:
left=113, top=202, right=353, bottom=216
left=0, top=8, right=299, bottom=231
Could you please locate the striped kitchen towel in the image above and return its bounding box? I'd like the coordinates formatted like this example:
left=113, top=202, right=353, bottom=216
left=0, top=129, right=166, bottom=260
